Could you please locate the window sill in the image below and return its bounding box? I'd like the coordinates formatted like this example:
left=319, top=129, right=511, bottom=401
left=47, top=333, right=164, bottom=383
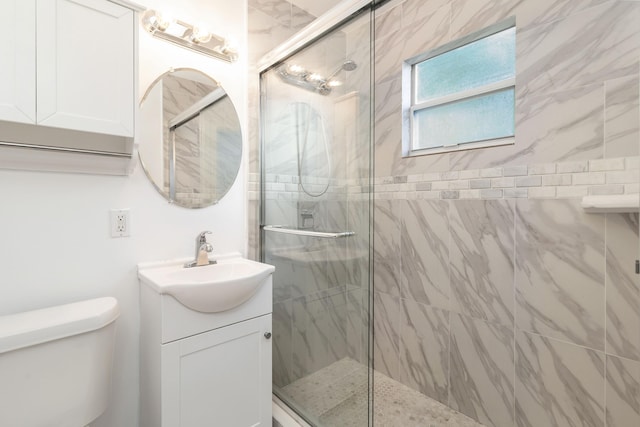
left=404, top=136, right=514, bottom=158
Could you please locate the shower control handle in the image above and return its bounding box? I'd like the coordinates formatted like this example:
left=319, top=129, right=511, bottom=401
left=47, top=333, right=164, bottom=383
left=264, top=332, right=272, bottom=339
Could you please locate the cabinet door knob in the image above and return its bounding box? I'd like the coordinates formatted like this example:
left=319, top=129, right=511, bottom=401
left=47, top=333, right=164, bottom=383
left=264, top=332, right=272, bottom=339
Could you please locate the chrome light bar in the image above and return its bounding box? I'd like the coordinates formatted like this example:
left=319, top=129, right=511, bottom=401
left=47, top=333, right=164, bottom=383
left=141, top=9, right=238, bottom=63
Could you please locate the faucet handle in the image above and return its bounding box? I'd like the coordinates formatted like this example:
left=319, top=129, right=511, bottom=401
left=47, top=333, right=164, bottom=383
left=197, top=231, right=212, bottom=243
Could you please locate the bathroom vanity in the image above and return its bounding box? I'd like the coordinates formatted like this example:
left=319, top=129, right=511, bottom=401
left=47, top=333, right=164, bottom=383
left=138, top=254, right=274, bottom=427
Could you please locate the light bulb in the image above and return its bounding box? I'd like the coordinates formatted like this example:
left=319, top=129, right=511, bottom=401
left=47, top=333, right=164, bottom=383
left=141, top=10, right=174, bottom=35
left=156, top=12, right=173, bottom=31
left=220, top=36, right=238, bottom=55
left=149, top=10, right=172, bottom=32
left=287, top=64, right=305, bottom=75
left=327, top=80, right=343, bottom=87
left=307, top=73, right=324, bottom=82
left=191, top=26, right=212, bottom=44
left=226, top=37, right=238, bottom=50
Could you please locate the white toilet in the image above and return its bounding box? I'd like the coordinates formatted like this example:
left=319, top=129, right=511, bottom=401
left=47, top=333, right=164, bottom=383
left=0, top=297, right=120, bottom=427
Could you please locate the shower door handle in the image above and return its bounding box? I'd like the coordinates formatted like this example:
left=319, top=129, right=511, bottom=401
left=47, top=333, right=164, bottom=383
left=262, top=225, right=355, bottom=239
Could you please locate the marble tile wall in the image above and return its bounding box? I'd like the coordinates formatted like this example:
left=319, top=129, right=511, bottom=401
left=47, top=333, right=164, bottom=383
left=198, top=96, right=243, bottom=201
left=249, top=6, right=374, bottom=391
left=250, top=0, right=640, bottom=426
left=374, top=0, right=640, bottom=178
left=162, top=75, right=217, bottom=207
left=374, top=197, right=640, bottom=427
left=372, top=0, right=640, bottom=426
left=248, top=1, right=314, bottom=391
left=263, top=190, right=372, bottom=383
left=250, top=155, right=640, bottom=203
left=247, top=0, right=316, bottom=261
left=263, top=201, right=371, bottom=385
left=247, top=0, right=316, bottom=65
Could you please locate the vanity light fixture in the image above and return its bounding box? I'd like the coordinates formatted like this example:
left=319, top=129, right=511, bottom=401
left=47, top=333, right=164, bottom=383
left=276, top=64, right=333, bottom=95
left=275, top=60, right=357, bottom=95
left=141, top=9, right=238, bottom=62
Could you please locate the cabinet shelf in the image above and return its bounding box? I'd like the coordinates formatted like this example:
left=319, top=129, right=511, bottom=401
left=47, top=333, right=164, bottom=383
left=581, top=194, right=639, bottom=213
left=0, top=142, right=135, bottom=176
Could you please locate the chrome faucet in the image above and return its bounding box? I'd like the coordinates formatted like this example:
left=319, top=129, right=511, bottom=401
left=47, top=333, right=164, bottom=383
left=184, top=231, right=216, bottom=268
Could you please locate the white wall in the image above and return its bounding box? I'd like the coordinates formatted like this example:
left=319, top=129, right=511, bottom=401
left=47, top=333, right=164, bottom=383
left=0, top=0, right=247, bottom=425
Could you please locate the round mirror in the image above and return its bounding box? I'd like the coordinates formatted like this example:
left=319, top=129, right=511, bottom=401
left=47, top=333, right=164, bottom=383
left=138, top=68, right=242, bottom=208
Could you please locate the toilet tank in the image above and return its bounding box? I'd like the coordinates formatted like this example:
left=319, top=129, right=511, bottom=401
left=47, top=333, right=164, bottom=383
left=0, top=297, right=120, bottom=427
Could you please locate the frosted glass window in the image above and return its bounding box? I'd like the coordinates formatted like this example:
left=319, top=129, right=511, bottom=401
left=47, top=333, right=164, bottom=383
left=407, top=22, right=516, bottom=154
left=415, top=88, right=515, bottom=148
left=415, top=28, right=515, bottom=103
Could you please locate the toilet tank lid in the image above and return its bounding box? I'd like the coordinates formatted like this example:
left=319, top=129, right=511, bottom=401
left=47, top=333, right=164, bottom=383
left=0, top=297, right=120, bottom=354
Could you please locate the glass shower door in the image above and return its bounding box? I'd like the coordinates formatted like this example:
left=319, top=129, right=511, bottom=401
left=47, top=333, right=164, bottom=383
left=260, top=10, right=372, bottom=427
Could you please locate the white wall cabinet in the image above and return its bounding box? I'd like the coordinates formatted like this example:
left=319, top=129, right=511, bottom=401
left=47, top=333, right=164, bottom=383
left=0, top=0, right=134, bottom=136
left=36, top=0, right=134, bottom=137
left=0, top=0, right=36, bottom=124
left=0, top=0, right=137, bottom=174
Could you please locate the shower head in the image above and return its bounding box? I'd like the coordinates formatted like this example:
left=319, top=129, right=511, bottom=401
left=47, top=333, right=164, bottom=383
left=341, top=60, right=357, bottom=71
left=327, top=60, right=358, bottom=81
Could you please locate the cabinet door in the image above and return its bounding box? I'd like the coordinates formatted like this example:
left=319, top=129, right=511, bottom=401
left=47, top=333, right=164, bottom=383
left=0, top=0, right=36, bottom=124
left=36, top=0, right=134, bottom=137
left=162, top=315, right=273, bottom=427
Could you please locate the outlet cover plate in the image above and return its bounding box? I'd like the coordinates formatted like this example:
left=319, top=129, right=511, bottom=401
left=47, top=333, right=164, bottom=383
left=110, top=208, right=130, bottom=238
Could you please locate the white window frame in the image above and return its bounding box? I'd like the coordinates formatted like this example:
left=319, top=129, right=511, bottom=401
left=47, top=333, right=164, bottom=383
left=402, top=18, right=516, bottom=157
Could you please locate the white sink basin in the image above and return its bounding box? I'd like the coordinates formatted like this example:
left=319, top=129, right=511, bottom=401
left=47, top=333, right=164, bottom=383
left=138, top=253, right=275, bottom=313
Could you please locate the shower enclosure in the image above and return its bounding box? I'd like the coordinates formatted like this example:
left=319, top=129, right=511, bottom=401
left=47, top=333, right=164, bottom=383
left=258, top=0, right=640, bottom=425
left=259, top=6, right=373, bottom=426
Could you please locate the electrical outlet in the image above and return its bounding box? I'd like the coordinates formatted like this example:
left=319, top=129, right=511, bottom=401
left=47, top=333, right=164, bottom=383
left=110, top=209, right=130, bottom=238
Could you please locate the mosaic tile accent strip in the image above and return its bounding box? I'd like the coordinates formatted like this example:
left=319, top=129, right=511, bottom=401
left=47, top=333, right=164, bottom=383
left=374, top=157, right=639, bottom=201
left=249, top=157, right=639, bottom=201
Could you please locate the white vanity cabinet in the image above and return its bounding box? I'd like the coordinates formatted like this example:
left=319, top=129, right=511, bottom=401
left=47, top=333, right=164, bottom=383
left=0, top=0, right=137, bottom=173
left=139, top=260, right=274, bottom=427
left=162, top=314, right=272, bottom=427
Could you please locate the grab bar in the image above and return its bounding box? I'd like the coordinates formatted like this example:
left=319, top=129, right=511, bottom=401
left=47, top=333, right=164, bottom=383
left=262, top=225, right=355, bottom=239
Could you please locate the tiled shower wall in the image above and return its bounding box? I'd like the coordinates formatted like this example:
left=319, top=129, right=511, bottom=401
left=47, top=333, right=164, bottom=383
left=249, top=0, right=640, bottom=426
left=247, top=0, right=320, bottom=261
left=162, top=75, right=217, bottom=207
left=373, top=1, right=640, bottom=427
left=255, top=9, right=373, bottom=390
left=247, top=0, right=372, bottom=391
